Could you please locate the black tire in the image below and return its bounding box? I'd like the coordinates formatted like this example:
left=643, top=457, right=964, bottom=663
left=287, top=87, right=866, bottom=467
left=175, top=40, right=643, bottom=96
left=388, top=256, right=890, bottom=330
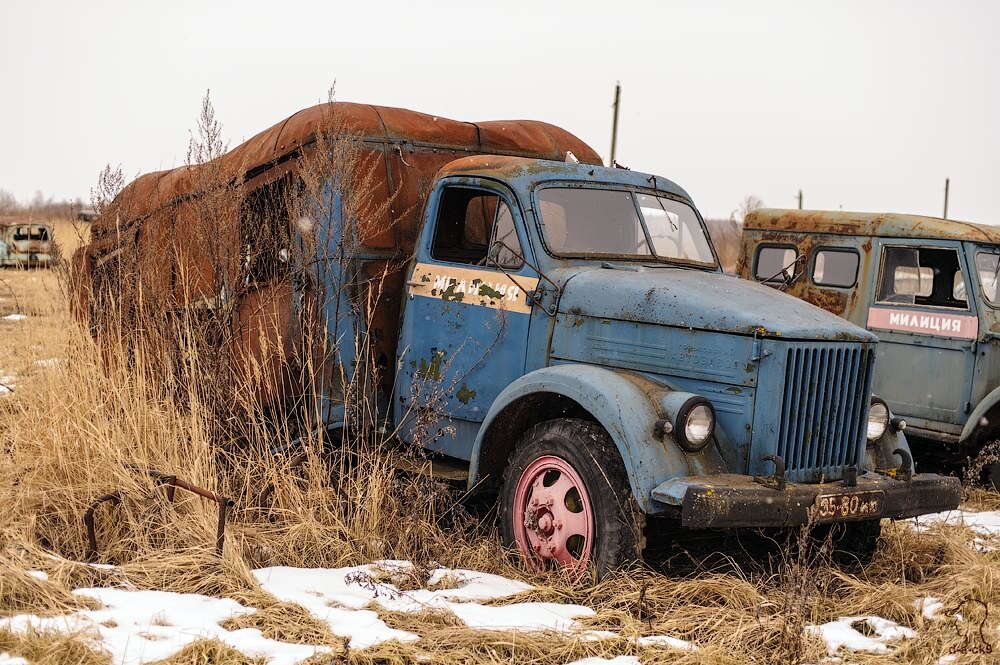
left=812, top=519, right=882, bottom=566
left=499, top=418, right=643, bottom=578
left=986, top=460, right=1000, bottom=492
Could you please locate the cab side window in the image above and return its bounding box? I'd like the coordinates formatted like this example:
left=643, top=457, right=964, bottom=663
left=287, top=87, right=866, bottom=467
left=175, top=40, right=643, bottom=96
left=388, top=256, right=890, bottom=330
left=877, top=246, right=968, bottom=308
left=812, top=249, right=859, bottom=288
left=431, top=187, right=523, bottom=268
left=754, top=245, right=797, bottom=283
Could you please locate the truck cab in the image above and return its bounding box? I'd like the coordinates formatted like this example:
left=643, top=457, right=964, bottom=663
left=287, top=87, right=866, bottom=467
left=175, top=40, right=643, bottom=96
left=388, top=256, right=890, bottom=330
left=370, top=164, right=960, bottom=573
left=738, top=209, right=1000, bottom=487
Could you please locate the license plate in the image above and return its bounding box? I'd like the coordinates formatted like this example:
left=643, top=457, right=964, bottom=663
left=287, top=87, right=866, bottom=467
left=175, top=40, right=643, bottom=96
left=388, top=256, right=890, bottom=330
left=813, top=491, right=884, bottom=523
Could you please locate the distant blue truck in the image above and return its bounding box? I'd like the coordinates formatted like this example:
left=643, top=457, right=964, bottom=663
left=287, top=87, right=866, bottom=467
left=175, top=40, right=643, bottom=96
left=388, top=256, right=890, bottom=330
left=82, top=104, right=961, bottom=575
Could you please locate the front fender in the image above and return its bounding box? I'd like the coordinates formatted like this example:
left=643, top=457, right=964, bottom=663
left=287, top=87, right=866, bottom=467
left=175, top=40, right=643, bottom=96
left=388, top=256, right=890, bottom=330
left=468, top=364, right=726, bottom=514
left=960, top=385, right=1000, bottom=444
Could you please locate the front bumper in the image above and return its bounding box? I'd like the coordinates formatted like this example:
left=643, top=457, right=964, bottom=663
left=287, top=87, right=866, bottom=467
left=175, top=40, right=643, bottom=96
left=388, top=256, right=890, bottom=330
left=651, top=471, right=961, bottom=529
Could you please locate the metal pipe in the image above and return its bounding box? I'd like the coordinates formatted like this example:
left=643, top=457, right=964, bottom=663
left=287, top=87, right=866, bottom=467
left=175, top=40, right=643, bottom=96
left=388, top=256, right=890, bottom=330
left=609, top=82, right=621, bottom=168
left=83, top=492, right=122, bottom=562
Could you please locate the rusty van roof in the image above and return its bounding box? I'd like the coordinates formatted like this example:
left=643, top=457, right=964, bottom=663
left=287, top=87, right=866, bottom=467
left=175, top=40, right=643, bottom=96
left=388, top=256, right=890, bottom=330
left=745, top=209, right=1000, bottom=245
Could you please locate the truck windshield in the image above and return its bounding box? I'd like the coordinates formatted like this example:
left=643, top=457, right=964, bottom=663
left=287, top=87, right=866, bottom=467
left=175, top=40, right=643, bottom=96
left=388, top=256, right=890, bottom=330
left=975, top=252, right=1000, bottom=304
left=536, top=187, right=716, bottom=266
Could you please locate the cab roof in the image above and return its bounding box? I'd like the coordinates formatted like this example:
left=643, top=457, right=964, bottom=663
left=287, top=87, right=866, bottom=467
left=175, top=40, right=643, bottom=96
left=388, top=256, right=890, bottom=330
left=436, top=155, right=694, bottom=203
left=745, top=208, right=1000, bottom=245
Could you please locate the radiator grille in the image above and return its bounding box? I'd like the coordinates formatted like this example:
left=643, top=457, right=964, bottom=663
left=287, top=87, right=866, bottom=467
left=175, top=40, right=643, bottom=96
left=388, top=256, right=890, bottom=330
left=775, top=345, right=874, bottom=482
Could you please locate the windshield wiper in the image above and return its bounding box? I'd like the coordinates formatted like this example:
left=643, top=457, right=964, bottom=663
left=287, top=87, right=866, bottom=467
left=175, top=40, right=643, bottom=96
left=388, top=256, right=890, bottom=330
left=759, top=254, right=806, bottom=291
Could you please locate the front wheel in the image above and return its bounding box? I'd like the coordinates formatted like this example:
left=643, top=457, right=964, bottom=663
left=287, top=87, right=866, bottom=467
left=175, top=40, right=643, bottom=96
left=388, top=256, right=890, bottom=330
left=499, top=418, right=643, bottom=578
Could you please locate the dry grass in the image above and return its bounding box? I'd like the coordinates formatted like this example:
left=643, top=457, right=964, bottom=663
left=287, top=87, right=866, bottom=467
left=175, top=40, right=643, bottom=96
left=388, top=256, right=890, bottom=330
left=2, top=250, right=998, bottom=662
left=1, top=96, right=998, bottom=662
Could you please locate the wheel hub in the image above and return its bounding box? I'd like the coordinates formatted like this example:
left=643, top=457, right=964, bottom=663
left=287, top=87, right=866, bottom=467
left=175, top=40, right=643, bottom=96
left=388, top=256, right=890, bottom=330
left=512, top=455, right=594, bottom=573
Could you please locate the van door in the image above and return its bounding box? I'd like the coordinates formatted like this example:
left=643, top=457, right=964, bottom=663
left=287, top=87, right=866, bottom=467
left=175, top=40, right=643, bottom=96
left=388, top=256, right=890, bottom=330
left=395, top=178, right=539, bottom=459
left=866, top=239, right=978, bottom=433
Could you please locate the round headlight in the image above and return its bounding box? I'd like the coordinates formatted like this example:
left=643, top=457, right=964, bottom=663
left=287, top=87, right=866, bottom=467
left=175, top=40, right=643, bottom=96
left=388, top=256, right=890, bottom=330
left=867, top=398, right=889, bottom=441
left=679, top=400, right=716, bottom=451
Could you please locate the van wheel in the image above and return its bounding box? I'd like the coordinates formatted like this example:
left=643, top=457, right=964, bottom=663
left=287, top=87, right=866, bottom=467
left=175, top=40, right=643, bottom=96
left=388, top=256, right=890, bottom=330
left=812, top=519, right=882, bottom=565
left=500, top=418, right=643, bottom=579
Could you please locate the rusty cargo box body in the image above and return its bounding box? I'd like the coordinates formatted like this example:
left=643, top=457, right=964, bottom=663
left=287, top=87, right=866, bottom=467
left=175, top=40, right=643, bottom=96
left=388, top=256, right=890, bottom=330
left=1, top=222, right=54, bottom=268
left=75, top=102, right=601, bottom=406
left=737, top=209, right=1000, bottom=484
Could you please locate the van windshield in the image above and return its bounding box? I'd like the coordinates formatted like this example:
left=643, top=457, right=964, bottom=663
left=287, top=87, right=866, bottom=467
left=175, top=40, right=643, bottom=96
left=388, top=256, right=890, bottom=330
left=975, top=252, right=1000, bottom=304
left=536, top=187, right=716, bottom=266
left=13, top=226, right=50, bottom=241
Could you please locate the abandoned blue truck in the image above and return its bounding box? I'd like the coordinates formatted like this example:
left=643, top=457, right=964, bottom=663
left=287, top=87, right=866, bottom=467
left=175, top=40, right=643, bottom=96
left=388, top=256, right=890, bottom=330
left=389, top=156, right=963, bottom=572
left=81, top=105, right=962, bottom=575
left=738, top=209, right=1000, bottom=488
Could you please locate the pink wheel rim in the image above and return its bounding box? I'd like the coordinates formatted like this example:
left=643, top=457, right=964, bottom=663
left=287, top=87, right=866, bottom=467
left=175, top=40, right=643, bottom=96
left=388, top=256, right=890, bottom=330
left=512, top=455, right=594, bottom=573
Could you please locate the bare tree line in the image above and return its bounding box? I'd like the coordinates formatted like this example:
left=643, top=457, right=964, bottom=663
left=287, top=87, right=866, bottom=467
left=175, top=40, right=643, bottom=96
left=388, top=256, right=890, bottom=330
left=0, top=188, right=84, bottom=218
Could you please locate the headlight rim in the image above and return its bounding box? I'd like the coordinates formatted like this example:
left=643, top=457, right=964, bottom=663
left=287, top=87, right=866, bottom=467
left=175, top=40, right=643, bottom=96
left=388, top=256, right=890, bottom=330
left=867, top=396, right=890, bottom=442
left=676, top=396, right=716, bottom=452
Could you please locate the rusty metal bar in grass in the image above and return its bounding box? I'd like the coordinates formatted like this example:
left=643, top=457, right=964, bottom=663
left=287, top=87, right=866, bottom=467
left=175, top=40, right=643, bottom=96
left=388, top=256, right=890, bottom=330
left=83, top=492, right=122, bottom=562
left=83, top=469, right=234, bottom=561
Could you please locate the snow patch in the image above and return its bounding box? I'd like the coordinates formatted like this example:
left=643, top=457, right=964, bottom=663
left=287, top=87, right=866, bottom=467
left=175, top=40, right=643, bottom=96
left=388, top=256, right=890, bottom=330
left=254, top=562, right=592, bottom=648
left=909, top=510, right=1000, bottom=538
left=806, top=616, right=916, bottom=655
left=2, top=314, right=26, bottom=322
left=0, top=375, right=15, bottom=394
left=634, top=634, right=697, bottom=651
left=0, top=654, right=28, bottom=665
left=915, top=596, right=944, bottom=620
left=0, top=587, right=328, bottom=665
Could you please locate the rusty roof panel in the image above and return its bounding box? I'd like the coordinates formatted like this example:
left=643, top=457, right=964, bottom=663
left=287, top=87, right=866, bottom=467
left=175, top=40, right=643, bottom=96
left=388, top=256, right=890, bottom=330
left=746, top=208, right=1000, bottom=245
left=94, top=102, right=602, bottom=239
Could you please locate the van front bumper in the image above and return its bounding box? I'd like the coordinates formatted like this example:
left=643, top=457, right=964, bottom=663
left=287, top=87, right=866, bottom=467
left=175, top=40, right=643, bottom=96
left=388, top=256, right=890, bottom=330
left=2, top=252, right=53, bottom=267
left=650, top=472, right=961, bottom=529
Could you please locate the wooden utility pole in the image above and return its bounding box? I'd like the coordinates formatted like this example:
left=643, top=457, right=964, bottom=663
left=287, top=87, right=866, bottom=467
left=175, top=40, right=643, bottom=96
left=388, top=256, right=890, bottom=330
left=943, top=178, right=950, bottom=219
left=797, top=189, right=803, bottom=210
left=609, top=82, right=621, bottom=168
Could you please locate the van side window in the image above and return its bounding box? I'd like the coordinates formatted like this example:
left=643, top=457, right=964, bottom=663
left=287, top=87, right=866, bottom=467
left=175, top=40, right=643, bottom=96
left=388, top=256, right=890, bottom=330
left=877, top=246, right=968, bottom=309
left=431, top=187, right=523, bottom=268
left=975, top=252, right=1000, bottom=304
left=812, top=249, right=859, bottom=288
left=754, top=245, right=797, bottom=283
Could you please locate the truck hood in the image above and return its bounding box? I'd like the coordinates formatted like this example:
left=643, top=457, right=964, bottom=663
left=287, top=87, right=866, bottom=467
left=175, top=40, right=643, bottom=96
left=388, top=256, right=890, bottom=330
left=555, top=265, right=876, bottom=342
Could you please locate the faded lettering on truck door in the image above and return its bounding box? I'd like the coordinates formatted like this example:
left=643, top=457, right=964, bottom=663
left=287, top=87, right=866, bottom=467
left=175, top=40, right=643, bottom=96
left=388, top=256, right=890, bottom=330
left=395, top=183, right=537, bottom=459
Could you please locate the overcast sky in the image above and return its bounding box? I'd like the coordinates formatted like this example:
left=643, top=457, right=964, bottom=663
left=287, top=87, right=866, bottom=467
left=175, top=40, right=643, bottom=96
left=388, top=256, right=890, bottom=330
left=2, top=1, right=997, bottom=222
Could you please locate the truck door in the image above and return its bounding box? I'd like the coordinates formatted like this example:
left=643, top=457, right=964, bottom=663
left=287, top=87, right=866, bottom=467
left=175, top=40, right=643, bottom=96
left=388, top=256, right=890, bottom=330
left=865, top=240, right=978, bottom=433
left=395, top=179, right=539, bottom=459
